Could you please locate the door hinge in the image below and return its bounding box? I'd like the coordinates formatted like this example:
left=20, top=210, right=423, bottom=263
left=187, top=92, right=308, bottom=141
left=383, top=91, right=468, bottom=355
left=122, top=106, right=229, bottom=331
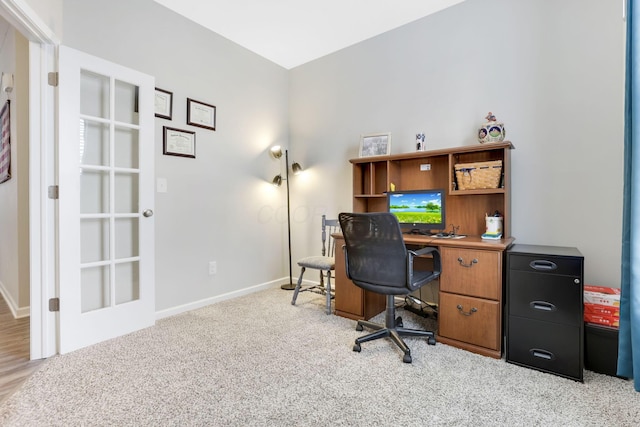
left=48, top=185, right=59, bottom=199
left=49, top=297, right=60, bottom=312
left=48, top=72, right=58, bottom=87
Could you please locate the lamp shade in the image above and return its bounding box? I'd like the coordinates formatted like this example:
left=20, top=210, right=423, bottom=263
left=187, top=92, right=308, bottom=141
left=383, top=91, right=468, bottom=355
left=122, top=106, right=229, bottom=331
left=272, top=174, right=283, bottom=187
left=270, top=146, right=283, bottom=159
left=291, top=162, right=302, bottom=175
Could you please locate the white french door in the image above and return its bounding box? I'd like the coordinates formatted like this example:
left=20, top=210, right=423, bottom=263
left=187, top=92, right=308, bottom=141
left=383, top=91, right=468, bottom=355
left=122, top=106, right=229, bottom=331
left=57, top=46, right=155, bottom=354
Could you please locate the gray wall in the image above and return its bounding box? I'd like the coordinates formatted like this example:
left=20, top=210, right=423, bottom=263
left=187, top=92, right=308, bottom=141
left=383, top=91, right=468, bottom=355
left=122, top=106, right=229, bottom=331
left=63, top=0, right=290, bottom=312
left=290, top=0, right=625, bottom=288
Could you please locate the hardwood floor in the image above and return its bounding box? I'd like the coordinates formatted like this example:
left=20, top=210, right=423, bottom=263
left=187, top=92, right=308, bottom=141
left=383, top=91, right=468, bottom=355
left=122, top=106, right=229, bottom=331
left=0, top=294, right=43, bottom=403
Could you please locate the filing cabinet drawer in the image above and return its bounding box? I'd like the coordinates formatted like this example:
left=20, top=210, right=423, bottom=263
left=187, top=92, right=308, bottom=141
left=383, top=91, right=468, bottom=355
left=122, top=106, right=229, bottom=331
left=440, top=247, right=501, bottom=300
left=507, top=315, right=582, bottom=381
left=439, top=292, right=500, bottom=351
left=508, top=270, right=582, bottom=326
left=508, top=252, right=583, bottom=276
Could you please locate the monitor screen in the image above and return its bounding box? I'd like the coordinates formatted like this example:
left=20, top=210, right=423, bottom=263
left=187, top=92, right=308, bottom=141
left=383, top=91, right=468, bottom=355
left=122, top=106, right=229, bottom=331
left=387, top=189, right=446, bottom=234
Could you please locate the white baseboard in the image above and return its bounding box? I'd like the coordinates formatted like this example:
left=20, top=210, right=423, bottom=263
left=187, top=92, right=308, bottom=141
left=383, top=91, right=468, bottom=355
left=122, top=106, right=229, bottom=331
left=0, top=279, right=30, bottom=318
left=155, top=278, right=288, bottom=320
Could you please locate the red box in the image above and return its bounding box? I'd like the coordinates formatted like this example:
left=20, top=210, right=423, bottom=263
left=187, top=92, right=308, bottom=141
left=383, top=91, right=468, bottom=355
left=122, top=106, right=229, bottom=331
left=584, top=313, right=619, bottom=328
left=584, top=285, right=621, bottom=295
left=584, top=303, right=620, bottom=317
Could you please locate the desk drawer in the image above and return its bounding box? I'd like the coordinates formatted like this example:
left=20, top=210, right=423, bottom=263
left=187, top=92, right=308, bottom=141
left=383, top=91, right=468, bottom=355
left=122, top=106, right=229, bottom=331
left=507, top=315, right=582, bottom=381
left=440, top=247, right=501, bottom=300
left=439, top=292, right=500, bottom=351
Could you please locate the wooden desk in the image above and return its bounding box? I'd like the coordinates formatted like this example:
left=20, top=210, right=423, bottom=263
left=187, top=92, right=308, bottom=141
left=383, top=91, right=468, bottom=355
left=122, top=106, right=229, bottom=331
left=333, top=233, right=515, bottom=359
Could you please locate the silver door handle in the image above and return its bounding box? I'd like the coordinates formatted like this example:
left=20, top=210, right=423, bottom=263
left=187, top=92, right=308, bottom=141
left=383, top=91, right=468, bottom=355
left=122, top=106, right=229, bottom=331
left=143, top=209, right=154, bottom=217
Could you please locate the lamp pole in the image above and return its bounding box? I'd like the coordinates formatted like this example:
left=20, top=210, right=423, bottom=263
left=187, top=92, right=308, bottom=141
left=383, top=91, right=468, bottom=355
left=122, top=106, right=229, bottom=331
left=281, top=149, right=296, bottom=290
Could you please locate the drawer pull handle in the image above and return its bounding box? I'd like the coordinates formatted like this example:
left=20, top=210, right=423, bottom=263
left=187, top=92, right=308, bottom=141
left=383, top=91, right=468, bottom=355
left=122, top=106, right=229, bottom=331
left=530, top=301, right=557, bottom=312
left=456, top=304, right=478, bottom=316
left=457, top=257, right=478, bottom=268
left=529, top=260, right=558, bottom=271
left=530, top=348, right=555, bottom=361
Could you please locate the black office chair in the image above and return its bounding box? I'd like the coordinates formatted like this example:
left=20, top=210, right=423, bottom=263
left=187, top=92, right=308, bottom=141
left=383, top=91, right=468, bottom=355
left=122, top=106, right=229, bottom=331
left=338, top=212, right=441, bottom=363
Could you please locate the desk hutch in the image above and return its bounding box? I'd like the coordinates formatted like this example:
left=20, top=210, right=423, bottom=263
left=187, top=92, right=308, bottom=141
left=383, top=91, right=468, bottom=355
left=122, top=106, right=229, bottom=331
left=334, top=141, right=515, bottom=358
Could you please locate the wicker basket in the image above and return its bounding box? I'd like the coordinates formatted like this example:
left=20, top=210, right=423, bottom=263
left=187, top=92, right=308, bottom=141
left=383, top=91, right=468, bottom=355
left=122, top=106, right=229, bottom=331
left=454, top=160, right=502, bottom=190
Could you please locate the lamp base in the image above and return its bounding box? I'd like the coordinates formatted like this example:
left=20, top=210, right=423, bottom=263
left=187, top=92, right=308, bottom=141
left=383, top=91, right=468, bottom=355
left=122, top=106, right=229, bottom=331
left=280, top=283, right=296, bottom=290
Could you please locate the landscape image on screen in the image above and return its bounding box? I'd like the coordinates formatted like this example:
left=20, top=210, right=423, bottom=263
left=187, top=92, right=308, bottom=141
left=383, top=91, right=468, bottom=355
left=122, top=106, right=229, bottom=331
left=389, top=192, right=442, bottom=224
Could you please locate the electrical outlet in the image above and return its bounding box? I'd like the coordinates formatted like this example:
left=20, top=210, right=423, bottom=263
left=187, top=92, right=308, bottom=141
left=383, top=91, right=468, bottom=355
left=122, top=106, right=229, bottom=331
left=208, top=261, right=217, bottom=275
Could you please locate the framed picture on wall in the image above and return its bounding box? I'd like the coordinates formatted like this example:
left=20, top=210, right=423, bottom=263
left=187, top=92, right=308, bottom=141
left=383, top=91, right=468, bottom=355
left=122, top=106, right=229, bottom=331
left=0, top=100, right=11, bottom=183
left=163, top=126, right=196, bottom=158
left=154, top=87, right=173, bottom=120
left=187, top=98, right=216, bottom=131
left=359, top=132, right=391, bottom=157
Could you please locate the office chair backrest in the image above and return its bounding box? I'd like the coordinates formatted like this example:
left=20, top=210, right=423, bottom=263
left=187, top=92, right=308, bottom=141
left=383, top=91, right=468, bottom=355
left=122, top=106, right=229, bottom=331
left=338, top=212, right=408, bottom=288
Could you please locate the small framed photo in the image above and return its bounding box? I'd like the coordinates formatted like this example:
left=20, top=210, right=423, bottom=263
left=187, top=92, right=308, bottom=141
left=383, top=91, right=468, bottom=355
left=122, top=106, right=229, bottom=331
left=154, top=88, right=173, bottom=120
left=359, top=132, right=391, bottom=157
left=163, top=126, right=196, bottom=158
left=187, top=98, right=216, bottom=131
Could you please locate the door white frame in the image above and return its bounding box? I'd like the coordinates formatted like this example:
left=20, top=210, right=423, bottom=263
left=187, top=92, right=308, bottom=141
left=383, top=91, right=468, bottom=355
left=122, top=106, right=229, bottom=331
left=0, top=0, right=59, bottom=359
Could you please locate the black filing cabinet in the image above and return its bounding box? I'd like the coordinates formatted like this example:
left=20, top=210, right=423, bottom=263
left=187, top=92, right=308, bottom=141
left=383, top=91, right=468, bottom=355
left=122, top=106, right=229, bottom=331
left=506, top=244, right=584, bottom=381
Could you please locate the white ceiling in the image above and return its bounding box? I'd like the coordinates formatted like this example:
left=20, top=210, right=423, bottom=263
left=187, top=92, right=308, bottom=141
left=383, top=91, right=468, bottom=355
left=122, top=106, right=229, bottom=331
left=153, top=0, right=466, bottom=69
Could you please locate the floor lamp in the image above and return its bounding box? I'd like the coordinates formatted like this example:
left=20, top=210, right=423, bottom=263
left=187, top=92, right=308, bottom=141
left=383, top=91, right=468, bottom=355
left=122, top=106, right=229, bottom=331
left=271, top=146, right=302, bottom=290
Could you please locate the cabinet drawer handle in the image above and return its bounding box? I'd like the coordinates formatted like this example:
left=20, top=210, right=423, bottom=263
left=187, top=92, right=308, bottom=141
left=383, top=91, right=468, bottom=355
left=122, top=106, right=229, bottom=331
left=457, top=257, right=478, bottom=268
left=529, top=260, right=557, bottom=271
left=456, top=304, right=478, bottom=316
left=530, top=348, right=555, bottom=361
left=530, top=301, right=557, bottom=312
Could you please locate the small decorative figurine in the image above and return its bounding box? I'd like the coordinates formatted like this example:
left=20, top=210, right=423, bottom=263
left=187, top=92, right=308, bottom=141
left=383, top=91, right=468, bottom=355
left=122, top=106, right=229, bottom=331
left=478, top=112, right=505, bottom=144
left=416, top=133, right=426, bottom=151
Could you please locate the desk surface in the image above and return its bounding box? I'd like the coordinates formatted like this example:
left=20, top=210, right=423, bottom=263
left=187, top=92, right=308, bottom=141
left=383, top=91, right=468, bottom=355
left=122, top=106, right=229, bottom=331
left=334, top=232, right=514, bottom=251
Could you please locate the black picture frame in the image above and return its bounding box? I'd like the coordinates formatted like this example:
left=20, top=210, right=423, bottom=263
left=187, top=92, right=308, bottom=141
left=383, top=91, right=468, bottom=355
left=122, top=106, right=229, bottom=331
left=163, top=126, right=196, bottom=158
left=187, top=98, right=216, bottom=131
left=154, top=87, right=173, bottom=120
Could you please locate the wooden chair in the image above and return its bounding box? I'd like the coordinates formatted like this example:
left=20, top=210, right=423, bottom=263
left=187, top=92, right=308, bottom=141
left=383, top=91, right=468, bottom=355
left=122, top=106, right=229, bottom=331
left=291, top=215, right=340, bottom=314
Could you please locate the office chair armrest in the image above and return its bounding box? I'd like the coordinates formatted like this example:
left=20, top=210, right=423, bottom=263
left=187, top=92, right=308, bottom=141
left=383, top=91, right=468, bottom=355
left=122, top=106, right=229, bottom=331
left=408, top=246, right=442, bottom=275
left=342, top=244, right=352, bottom=280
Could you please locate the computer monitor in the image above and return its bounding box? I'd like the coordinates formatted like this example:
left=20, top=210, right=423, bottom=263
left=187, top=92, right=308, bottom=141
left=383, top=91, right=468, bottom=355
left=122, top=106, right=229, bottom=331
left=387, top=189, right=446, bottom=234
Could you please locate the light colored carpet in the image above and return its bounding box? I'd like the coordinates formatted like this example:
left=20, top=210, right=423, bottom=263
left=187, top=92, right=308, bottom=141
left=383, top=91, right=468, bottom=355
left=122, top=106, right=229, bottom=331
left=0, top=286, right=638, bottom=426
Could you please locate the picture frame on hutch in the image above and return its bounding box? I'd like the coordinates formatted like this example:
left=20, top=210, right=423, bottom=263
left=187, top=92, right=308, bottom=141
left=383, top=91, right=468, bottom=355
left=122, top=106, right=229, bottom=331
left=359, top=132, right=391, bottom=157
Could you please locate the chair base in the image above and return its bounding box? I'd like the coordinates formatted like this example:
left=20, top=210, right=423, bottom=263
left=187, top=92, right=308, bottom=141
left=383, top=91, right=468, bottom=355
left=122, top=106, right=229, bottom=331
left=353, top=295, right=435, bottom=363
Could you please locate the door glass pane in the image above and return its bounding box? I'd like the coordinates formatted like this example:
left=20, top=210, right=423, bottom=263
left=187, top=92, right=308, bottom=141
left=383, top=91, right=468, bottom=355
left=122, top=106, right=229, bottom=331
left=80, top=119, right=109, bottom=166
left=115, top=172, right=138, bottom=213
left=80, top=70, right=109, bottom=119
left=115, top=126, right=139, bottom=169
left=81, top=219, right=110, bottom=263
left=115, top=80, right=139, bottom=125
left=81, top=266, right=110, bottom=313
left=115, top=262, right=139, bottom=305
left=80, top=169, right=109, bottom=213
left=115, top=218, right=139, bottom=259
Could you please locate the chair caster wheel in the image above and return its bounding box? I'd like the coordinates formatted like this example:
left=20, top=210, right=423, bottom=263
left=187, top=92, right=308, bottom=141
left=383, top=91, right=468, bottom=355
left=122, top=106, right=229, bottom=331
left=428, top=337, right=436, bottom=346
left=403, top=353, right=412, bottom=363
left=353, top=343, right=361, bottom=352
left=356, top=324, right=363, bottom=332
left=395, top=316, right=403, bottom=328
